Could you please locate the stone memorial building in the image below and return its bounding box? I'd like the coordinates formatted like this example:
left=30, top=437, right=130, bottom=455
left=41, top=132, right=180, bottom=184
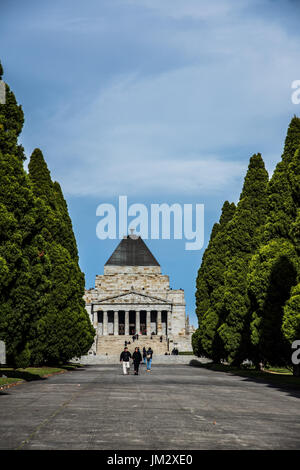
left=84, top=234, right=193, bottom=355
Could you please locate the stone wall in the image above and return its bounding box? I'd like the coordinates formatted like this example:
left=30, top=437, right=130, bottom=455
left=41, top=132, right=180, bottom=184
left=167, top=291, right=186, bottom=336
left=169, top=334, right=194, bottom=352
left=73, top=354, right=207, bottom=365
left=0, top=341, right=6, bottom=365
left=95, top=271, right=169, bottom=293
left=0, top=81, right=5, bottom=104
left=104, top=265, right=161, bottom=275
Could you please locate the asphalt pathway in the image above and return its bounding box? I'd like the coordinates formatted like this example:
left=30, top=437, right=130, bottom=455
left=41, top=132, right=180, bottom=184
left=0, top=364, right=299, bottom=450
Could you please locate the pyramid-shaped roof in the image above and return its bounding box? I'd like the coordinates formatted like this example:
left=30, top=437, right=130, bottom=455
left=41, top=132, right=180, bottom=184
left=105, top=236, right=160, bottom=266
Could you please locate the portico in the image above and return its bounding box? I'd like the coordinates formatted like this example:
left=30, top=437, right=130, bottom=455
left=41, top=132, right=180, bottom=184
left=92, top=306, right=170, bottom=336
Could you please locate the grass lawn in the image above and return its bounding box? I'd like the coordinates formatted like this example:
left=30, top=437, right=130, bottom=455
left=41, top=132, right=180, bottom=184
left=266, top=367, right=292, bottom=375
left=0, top=377, right=24, bottom=387
left=0, top=363, right=83, bottom=388
left=190, top=360, right=300, bottom=389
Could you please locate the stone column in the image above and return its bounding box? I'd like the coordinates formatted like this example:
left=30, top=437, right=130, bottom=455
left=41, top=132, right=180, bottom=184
left=167, top=311, right=172, bottom=336
left=146, top=311, right=151, bottom=336
left=125, top=311, right=129, bottom=335
left=103, top=311, right=108, bottom=336
left=157, top=311, right=162, bottom=335
left=114, top=311, right=119, bottom=336
left=136, top=311, right=140, bottom=335
left=93, top=309, right=98, bottom=329
left=85, top=304, right=93, bottom=326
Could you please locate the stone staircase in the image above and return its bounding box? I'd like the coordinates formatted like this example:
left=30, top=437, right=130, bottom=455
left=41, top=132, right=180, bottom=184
left=96, top=335, right=169, bottom=356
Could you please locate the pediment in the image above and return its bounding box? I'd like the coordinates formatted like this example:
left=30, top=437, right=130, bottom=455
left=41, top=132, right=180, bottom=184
left=94, top=290, right=171, bottom=305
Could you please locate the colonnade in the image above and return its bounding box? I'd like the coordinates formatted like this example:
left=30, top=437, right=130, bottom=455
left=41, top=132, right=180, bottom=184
left=93, top=309, right=171, bottom=336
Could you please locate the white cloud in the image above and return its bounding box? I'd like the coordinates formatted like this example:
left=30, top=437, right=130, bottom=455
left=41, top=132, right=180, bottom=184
left=62, top=156, right=245, bottom=197
left=24, top=15, right=107, bottom=33
left=21, top=0, right=300, bottom=199
left=126, top=0, right=248, bottom=20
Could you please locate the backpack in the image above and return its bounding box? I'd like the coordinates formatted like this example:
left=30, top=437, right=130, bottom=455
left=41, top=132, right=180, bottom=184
left=146, top=352, right=152, bottom=359
left=123, top=351, right=130, bottom=361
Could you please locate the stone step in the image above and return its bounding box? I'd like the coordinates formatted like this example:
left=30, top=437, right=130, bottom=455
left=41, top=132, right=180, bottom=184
left=96, top=335, right=169, bottom=355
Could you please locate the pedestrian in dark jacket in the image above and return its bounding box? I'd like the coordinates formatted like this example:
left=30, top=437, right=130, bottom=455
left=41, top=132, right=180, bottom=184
left=146, top=347, right=153, bottom=371
left=120, top=347, right=132, bottom=375
left=142, top=347, right=146, bottom=364
left=132, top=347, right=142, bottom=375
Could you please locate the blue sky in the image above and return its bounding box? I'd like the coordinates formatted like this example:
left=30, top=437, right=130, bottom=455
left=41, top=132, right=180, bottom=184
left=1, top=0, right=300, bottom=326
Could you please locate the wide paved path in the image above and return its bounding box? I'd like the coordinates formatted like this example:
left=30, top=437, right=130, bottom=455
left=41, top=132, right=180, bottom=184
left=1, top=364, right=300, bottom=450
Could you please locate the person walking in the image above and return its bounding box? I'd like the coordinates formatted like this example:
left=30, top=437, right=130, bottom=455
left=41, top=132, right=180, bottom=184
left=132, top=347, right=142, bottom=375
left=120, top=347, right=131, bottom=375
left=146, top=347, right=153, bottom=372
left=142, top=347, right=147, bottom=364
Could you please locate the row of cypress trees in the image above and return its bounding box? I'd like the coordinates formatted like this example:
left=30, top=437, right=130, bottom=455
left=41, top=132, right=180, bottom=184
left=0, top=63, right=95, bottom=367
left=193, top=116, right=300, bottom=369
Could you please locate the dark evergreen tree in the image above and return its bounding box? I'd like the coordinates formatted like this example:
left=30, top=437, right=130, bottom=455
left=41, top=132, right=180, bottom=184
left=0, top=63, right=39, bottom=366
left=195, top=201, right=236, bottom=322
left=53, top=181, right=79, bottom=260
left=282, top=283, right=300, bottom=345
left=217, top=154, right=269, bottom=365
left=0, top=62, right=94, bottom=366
left=193, top=201, right=236, bottom=359
left=28, top=149, right=94, bottom=364
left=262, top=117, right=300, bottom=243
left=248, top=239, right=298, bottom=366
left=0, top=79, right=25, bottom=160
left=249, top=118, right=300, bottom=366
left=194, top=118, right=300, bottom=367
left=281, top=143, right=300, bottom=351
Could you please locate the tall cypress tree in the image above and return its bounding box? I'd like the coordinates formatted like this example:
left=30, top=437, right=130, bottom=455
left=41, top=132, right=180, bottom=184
left=0, top=62, right=94, bottom=366
left=0, top=63, right=40, bottom=366
left=249, top=118, right=300, bottom=366
left=195, top=201, right=236, bottom=322
left=53, top=181, right=79, bottom=260
left=281, top=143, right=300, bottom=353
left=28, top=149, right=94, bottom=364
left=193, top=201, right=236, bottom=360
left=217, top=154, right=269, bottom=365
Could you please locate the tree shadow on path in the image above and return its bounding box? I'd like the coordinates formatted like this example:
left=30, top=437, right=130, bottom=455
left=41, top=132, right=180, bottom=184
left=188, top=360, right=300, bottom=400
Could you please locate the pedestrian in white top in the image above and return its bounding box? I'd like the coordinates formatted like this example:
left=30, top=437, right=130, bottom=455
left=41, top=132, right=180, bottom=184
left=120, top=347, right=132, bottom=375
